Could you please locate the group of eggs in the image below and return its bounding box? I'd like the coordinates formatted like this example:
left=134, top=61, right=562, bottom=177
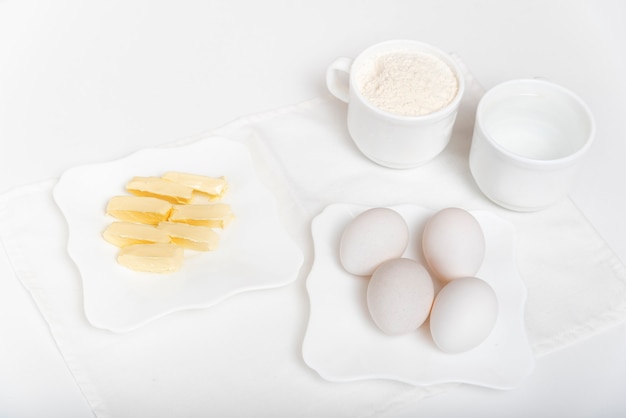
left=339, top=207, right=499, bottom=353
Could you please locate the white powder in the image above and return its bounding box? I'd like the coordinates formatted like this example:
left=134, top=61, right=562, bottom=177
left=359, top=51, right=458, bottom=116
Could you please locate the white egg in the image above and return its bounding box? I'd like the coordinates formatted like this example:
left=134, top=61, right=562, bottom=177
left=367, top=258, right=435, bottom=335
left=429, top=277, right=498, bottom=353
left=339, top=207, right=409, bottom=276
left=422, top=207, right=485, bottom=282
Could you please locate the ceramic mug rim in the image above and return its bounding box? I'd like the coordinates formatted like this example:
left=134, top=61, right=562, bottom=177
left=475, top=78, right=596, bottom=168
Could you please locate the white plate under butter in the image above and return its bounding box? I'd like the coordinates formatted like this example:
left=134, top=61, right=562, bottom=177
left=53, top=136, right=303, bottom=332
left=302, top=204, right=534, bottom=389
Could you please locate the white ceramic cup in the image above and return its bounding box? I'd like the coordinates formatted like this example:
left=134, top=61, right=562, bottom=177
left=469, top=79, right=595, bottom=211
left=326, top=40, right=465, bottom=169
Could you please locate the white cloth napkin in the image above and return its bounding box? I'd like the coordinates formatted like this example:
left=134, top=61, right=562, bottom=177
left=1, top=66, right=626, bottom=417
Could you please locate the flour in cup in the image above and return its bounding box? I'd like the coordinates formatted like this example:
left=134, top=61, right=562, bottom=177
left=359, top=51, right=458, bottom=116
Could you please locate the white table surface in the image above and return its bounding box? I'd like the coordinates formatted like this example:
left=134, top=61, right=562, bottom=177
left=1, top=1, right=625, bottom=416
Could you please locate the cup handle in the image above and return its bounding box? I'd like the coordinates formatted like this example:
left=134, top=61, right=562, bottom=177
left=326, top=57, right=353, bottom=103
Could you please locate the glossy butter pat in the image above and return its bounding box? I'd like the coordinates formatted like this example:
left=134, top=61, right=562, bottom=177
left=102, top=221, right=171, bottom=247
left=157, top=221, right=219, bottom=251
left=162, top=171, right=228, bottom=200
left=106, top=195, right=172, bottom=225
left=126, top=176, right=195, bottom=204
left=169, top=203, right=234, bottom=228
left=117, top=243, right=184, bottom=273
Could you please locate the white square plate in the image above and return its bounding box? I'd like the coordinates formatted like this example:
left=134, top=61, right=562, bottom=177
left=302, top=203, right=534, bottom=389
left=53, top=136, right=303, bottom=332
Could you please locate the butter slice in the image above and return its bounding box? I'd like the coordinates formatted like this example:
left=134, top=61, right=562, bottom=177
left=117, top=243, right=184, bottom=273
left=169, top=203, right=234, bottom=228
left=162, top=171, right=228, bottom=200
left=103, top=221, right=171, bottom=247
left=157, top=221, right=219, bottom=251
left=106, top=196, right=172, bottom=225
left=126, top=176, right=194, bottom=204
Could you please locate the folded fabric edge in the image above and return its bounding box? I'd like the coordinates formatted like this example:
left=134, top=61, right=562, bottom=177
left=362, top=383, right=462, bottom=418
left=531, top=198, right=626, bottom=356
left=0, top=179, right=108, bottom=418
left=165, top=95, right=334, bottom=148
left=533, top=278, right=626, bottom=357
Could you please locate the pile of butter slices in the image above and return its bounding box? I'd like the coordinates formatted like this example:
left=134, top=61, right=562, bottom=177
left=103, top=171, right=233, bottom=273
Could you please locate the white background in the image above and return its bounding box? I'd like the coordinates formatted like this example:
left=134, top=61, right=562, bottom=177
left=1, top=1, right=625, bottom=416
